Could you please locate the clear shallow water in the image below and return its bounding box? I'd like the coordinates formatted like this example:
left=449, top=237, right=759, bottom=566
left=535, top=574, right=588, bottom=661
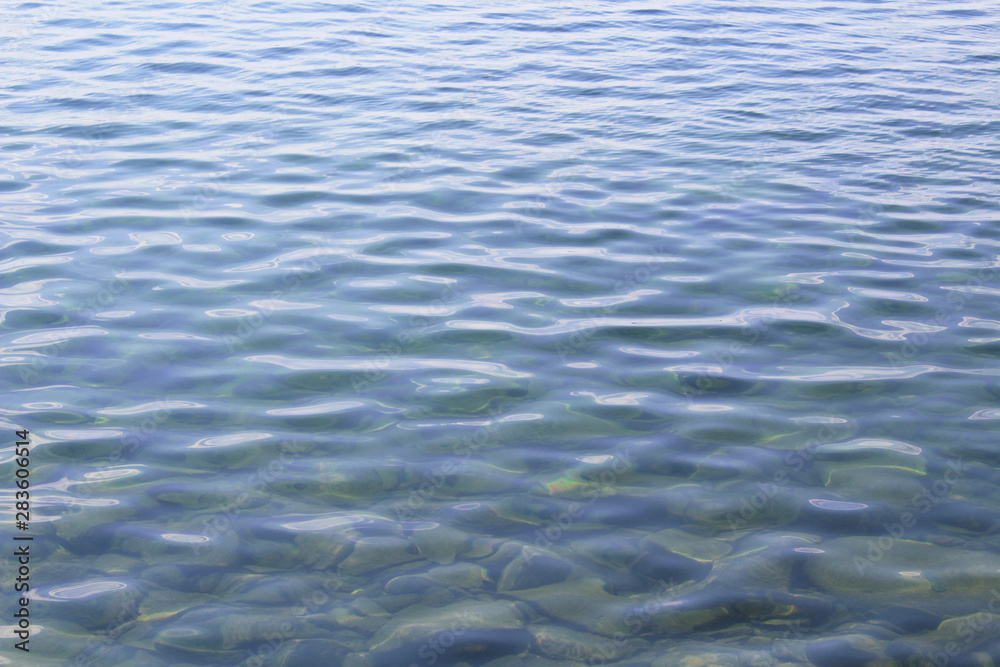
left=1, top=0, right=999, bottom=665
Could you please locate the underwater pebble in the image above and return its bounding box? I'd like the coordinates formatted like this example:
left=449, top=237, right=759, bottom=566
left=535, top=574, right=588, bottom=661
left=406, top=523, right=472, bottom=564
left=804, top=537, right=1000, bottom=616
left=338, top=536, right=421, bottom=575
left=505, top=578, right=632, bottom=637
left=270, top=638, right=353, bottom=667
left=366, top=599, right=529, bottom=664
left=498, top=545, right=573, bottom=592
left=805, top=633, right=887, bottom=667
left=529, top=623, right=644, bottom=661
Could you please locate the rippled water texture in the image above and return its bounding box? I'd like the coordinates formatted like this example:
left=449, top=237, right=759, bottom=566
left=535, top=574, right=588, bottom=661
left=2, top=0, right=1000, bottom=665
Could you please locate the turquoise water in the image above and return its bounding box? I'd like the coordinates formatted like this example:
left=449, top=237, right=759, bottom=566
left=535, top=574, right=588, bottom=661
left=2, top=0, right=1000, bottom=664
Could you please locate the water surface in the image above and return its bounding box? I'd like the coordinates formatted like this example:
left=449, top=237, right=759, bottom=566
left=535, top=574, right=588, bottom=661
left=2, top=0, right=1000, bottom=665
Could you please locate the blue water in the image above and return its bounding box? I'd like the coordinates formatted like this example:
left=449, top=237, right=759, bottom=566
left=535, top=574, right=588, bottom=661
left=2, top=1, right=1000, bottom=665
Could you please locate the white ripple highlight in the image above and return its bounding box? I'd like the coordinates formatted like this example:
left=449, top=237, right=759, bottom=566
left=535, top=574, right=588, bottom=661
left=246, top=354, right=531, bottom=378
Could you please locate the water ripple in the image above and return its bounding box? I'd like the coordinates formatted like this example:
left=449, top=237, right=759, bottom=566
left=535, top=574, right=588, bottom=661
left=3, top=0, right=999, bottom=663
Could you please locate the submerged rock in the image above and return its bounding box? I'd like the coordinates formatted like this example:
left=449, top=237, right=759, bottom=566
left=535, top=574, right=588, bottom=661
left=382, top=574, right=441, bottom=596
left=385, top=561, right=490, bottom=595
left=110, top=523, right=241, bottom=567
left=223, top=574, right=337, bottom=607
left=887, top=612, right=1000, bottom=664
left=138, top=589, right=215, bottom=623
left=245, top=539, right=307, bottom=570
left=271, top=463, right=401, bottom=505
left=58, top=505, right=139, bottom=550
left=481, top=656, right=568, bottom=667
left=530, top=623, right=645, bottom=661
left=321, top=606, right=384, bottom=634
left=655, top=532, right=807, bottom=598
left=444, top=500, right=543, bottom=534
left=427, top=561, right=491, bottom=589
left=640, top=529, right=734, bottom=564
left=664, top=482, right=800, bottom=530
left=405, top=522, right=472, bottom=565
left=18, top=619, right=113, bottom=664
left=804, top=537, right=1000, bottom=617
left=865, top=604, right=942, bottom=634
left=289, top=531, right=356, bottom=570
left=805, top=633, right=889, bottom=667
left=497, top=546, right=573, bottom=592
left=338, top=536, right=421, bottom=575
left=270, top=639, right=353, bottom=667
left=635, top=535, right=832, bottom=635
left=505, top=578, right=632, bottom=637
left=633, top=528, right=732, bottom=585
left=821, top=465, right=926, bottom=507
left=111, top=651, right=172, bottom=667
left=648, top=643, right=744, bottom=667
left=36, top=579, right=143, bottom=631
left=436, top=461, right=523, bottom=496
left=365, top=600, right=530, bottom=665
left=152, top=608, right=314, bottom=654
left=376, top=593, right=423, bottom=614
left=570, top=532, right=645, bottom=570
left=150, top=479, right=268, bottom=511
left=632, top=589, right=828, bottom=637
